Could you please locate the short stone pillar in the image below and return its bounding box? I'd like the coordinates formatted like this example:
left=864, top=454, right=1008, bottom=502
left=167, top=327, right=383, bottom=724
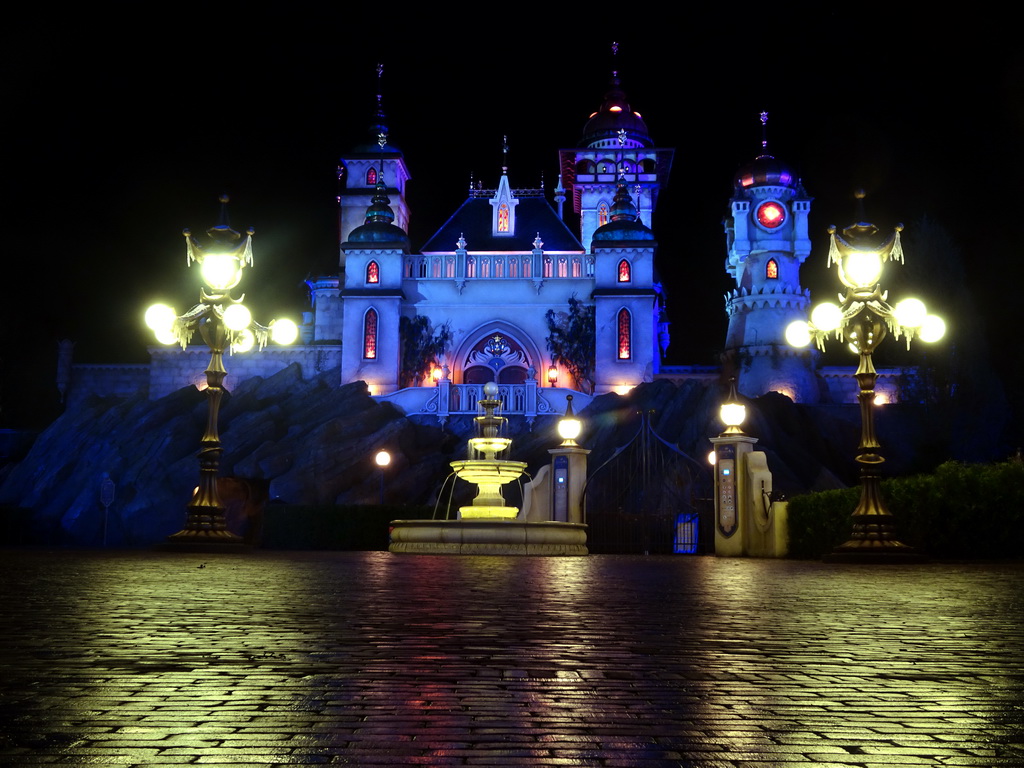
left=709, top=434, right=759, bottom=557
left=547, top=445, right=590, bottom=524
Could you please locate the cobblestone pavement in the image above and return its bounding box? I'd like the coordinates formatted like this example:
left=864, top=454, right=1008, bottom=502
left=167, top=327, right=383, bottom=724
left=0, top=550, right=1022, bottom=767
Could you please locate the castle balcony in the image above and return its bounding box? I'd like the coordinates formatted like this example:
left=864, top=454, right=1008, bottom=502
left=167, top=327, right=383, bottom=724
left=375, top=380, right=591, bottom=426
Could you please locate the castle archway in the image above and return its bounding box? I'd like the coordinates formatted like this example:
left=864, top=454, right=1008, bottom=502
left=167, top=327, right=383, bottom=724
left=452, top=322, right=543, bottom=386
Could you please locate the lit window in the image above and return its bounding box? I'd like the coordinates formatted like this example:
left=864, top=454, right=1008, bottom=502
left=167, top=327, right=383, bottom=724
left=522, top=258, right=531, bottom=278
left=480, top=258, right=490, bottom=278
left=431, top=258, right=441, bottom=278
left=598, top=202, right=609, bottom=227
left=618, top=259, right=631, bottom=282
left=366, top=261, right=379, bottom=284
left=766, top=258, right=779, bottom=279
left=363, top=309, right=378, bottom=359
left=366, top=167, right=377, bottom=185
left=509, top=259, right=517, bottom=278
left=495, top=259, right=504, bottom=278
left=467, top=257, right=476, bottom=278
left=445, top=257, right=455, bottom=278
left=618, top=309, right=631, bottom=359
left=543, top=257, right=552, bottom=278
left=571, top=258, right=582, bottom=278
left=498, top=203, right=510, bottom=232
left=557, top=258, right=568, bottom=278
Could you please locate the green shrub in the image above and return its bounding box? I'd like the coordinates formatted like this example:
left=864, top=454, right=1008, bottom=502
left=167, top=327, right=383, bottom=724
left=787, top=461, right=1024, bottom=559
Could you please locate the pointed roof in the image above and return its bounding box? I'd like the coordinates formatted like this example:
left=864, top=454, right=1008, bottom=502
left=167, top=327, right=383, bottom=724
left=422, top=187, right=583, bottom=253
left=346, top=179, right=409, bottom=247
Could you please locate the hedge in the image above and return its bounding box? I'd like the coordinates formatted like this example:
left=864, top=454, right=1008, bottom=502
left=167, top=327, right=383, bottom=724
left=786, top=461, right=1024, bottom=559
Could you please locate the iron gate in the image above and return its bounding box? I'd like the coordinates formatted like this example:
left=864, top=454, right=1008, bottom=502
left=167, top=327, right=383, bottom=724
left=583, top=411, right=712, bottom=554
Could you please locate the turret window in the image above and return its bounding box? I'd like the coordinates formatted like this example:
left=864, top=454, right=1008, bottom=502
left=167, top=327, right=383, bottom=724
left=766, top=258, right=779, bottom=279
left=618, top=259, right=631, bottom=282
left=363, top=308, right=378, bottom=359
left=366, top=261, right=379, bottom=284
left=598, top=202, right=609, bottom=227
left=497, top=203, right=510, bottom=233
left=617, top=309, right=631, bottom=360
left=366, top=167, right=377, bottom=186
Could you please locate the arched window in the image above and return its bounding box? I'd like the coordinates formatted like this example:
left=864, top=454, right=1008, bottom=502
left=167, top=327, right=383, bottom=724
left=366, top=261, right=379, bottom=284
left=466, top=256, right=476, bottom=278
left=766, top=258, right=779, bottom=279
left=366, top=167, right=377, bottom=185
left=418, top=259, right=427, bottom=278
left=497, top=203, right=510, bottom=232
left=618, top=259, right=631, bottom=282
left=445, top=257, right=455, bottom=278
left=363, top=309, right=378, bottom=359
left=598, top=202, right=610, bottom=227
left=543, top=256, right=552, bottom=278
left=431, top=257, right=441, bottom=278
left=571, top=258, right=582, bottom=278
left=557, top=257, right=568, bottom=278
left=617, top=308, right=631, bottom=360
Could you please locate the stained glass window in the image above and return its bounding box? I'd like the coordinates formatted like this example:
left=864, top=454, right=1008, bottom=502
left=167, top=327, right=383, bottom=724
left=617, top=308, right=631, bottom=360
left=366, top=167, right=377, bottom=185
left=498, top=203, right=510, bottom=232
left=766, top=258, right=779, bottom=279
left=598, top=202, right=609, bottom=227
left=366, top=261, right=379, bottom=284
left=618, top=259, right=631, bottom=282
left=363, top=309, right=378, bottom=359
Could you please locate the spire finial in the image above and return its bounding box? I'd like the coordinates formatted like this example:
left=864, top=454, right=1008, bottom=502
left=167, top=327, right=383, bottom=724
left=760, top=110, right=769, bottom=152
left=502, top=135, right=509, bottom=174
left=611, top=41, right=619, bottom=57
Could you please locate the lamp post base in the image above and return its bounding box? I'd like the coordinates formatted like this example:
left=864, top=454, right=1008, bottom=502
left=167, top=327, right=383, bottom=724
left=158, top=529, right=250, bottom=553
left=823, top=540, right=927, bottom=564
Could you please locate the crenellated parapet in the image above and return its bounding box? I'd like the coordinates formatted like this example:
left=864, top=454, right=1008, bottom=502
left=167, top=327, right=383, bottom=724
left=724, top=284, right=811, bottom=316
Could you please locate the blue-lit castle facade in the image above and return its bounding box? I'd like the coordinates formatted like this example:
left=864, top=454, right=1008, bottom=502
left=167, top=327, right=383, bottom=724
left=66, top=70, right=891, bottom=413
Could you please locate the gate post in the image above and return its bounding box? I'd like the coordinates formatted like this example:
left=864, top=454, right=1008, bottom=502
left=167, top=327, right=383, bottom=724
left=710, top=434, right=759, bottom=556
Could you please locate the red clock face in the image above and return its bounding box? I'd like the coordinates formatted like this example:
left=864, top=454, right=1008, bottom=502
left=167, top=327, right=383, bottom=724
left=756, top=201, right=786, bottom=229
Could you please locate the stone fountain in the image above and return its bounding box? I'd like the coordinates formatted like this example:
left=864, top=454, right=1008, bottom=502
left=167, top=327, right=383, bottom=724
left=389, top=382, right=588, bottom=555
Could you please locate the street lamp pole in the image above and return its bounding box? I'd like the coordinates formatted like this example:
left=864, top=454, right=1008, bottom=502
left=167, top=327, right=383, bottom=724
left=146, top=196, right=299, bottom=548
left=787, top=194, right=945, bottom=561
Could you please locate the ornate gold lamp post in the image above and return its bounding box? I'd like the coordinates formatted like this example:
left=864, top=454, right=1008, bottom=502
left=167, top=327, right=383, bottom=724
left=786, top=197, right=945, bottom=561
left=145, top=197, right=298, bottom=548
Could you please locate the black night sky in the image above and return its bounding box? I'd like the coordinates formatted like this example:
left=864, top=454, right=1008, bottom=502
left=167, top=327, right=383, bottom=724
left=3, top=9, right=1021, bottom=430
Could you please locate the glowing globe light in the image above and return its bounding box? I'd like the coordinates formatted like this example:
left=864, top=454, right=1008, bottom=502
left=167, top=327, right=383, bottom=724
left=222, top=303, right=252, bottom=332
left=707, top=449, right=717, bottom=466
left=919, top=314, right=946, bottom=343
left=270, top=318, right=299, bottom=345
left=894, top=297, right=927, bottom=329
left=483, top=381, right=499, bottom=398
left=811, top=302, right=843, bottom=332
left=720, top=401, right=746, bottom=433
left=785, top=320, right=812, bottom=348
left=145, top=303, right=176, bottom=332
left=199, top=253, right=242, bottom=291
left=374, top=449, right=391, bottom=468
left=154, top=327, right=177, bottom=345
left=840, top=250, right=883, bottom=289
left=232, top=328, right=255, bottom=353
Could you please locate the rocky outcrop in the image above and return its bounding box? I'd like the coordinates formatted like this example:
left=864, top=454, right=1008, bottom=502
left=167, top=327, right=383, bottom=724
left=1, top=364, right=940, bottom=547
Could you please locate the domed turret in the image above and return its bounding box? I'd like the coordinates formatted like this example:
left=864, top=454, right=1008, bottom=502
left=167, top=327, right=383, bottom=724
left=733, top=153, right=798, bottom=190
left=347, top=178, right=409, bottom=246
left=579, top=73, right=653, bottom=149
left=593, top=180, right=655, bottom=242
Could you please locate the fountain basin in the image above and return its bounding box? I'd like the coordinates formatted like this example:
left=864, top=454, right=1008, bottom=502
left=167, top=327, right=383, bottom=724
left=389, top=519, right=588, bottom=555
left=450, top=459, right=527, bottom=485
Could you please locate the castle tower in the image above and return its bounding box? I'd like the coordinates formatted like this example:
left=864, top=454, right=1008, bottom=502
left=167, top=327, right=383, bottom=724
left=592, top=179, right=659, bottom=393
left=340, top=176, right=409, bottom=394
left=723, top=113, right=818, bottom=403
left=558, top=50, right=673, bottom=253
